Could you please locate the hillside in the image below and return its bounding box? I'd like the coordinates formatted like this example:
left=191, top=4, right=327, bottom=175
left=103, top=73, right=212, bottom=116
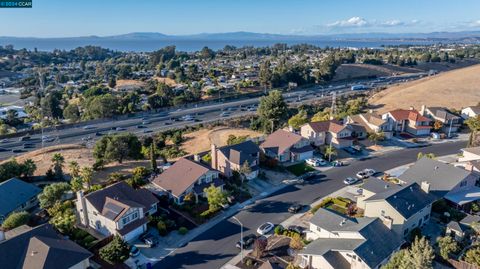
left=333, top=64, right=421, bottom=81
left=369, top=64, right=480, bottom=113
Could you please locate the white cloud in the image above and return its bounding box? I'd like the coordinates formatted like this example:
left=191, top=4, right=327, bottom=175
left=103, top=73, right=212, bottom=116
left=469, top=20, right=480, bottom=27
left=327, top=17, right=369, bottom=28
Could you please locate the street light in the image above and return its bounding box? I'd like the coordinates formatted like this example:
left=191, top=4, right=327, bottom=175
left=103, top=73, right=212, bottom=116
left=232, top=216, right=244, bottom=263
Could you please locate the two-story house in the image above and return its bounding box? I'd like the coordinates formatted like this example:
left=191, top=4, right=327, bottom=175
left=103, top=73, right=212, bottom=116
left=211, top=140, right=260, bottom=180
left=0, top=224, right=92, bottom=269
left=300, top=208, right=403, bottom=269
left=0, top=178, right=41, bottom=224
left=345, top=112, right=393, bottom=139
left=260, top=129, right=313, bottom=162
left=421, top=106, right=462, bottom=135
left=152, top=158, right=224, bottom=204
left=461, top=106, right=480, bottom=119
left=300, top=120, right=355, bottom=149
left=358, top=177, right=436, bottom=237
left=398, top=157, right=480, bottom=210
left=382, top=108, right=432, bottom=136
left=76, top=181, right=158, bottom=242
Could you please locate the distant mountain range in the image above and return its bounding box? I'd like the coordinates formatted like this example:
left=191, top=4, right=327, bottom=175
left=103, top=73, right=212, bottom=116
left=3, top=30, right=480, bottom=41
left=1, top=31, right=479, bottom=52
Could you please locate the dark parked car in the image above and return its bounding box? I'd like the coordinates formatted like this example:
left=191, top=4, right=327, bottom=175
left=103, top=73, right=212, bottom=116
left=235, top=234, right=257, bottom=249
left=288, top=225, right=305, bottom=235
left=141, top=234, right=158, bottom=247
left=288, top=203, right=303, bottom=213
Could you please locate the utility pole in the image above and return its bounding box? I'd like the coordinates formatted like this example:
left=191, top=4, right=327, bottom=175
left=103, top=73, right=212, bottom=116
left=232, top=216, right=244, bottom=263
left=330, top=91, right=337, bottom=120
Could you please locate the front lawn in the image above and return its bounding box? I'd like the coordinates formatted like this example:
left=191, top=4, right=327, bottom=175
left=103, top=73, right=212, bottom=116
left=286, top=162, right=315, bottom=176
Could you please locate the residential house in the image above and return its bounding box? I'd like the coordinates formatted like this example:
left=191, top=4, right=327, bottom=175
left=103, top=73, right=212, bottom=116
left=346, top=112, right=392, bottom=139
left=459, top=146, right=480, bottom=162
left=300, top=120, right=355, bottom=149
left=398, top=157, right=480, bottom=209
left=152, top=158, right=223, bottom=204
left=461, top=106, right=480, bottom=119
left=421, top=106, right=462, bottom=135
left=211, top=140, right=260, bottom=180
left=446, top=214, right=480, bottom=241
left=0, top=224, right=92, bottom=269
left=358, top=177, right=436, bottom=236
left=0, top=105, right=28, bottom=120
left=261, top=129, right=313, bottom=162
left=76, top=181, right=158, bottom=242
left=300, top=208, right=403, bottom=269
left=0, top=178, right=41, bottom=224
left=382, top=108, right=432, bottom=136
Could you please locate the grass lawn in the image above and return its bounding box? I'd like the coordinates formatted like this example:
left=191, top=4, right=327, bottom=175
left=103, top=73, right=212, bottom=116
left=286, top=162, right=315, bottom=176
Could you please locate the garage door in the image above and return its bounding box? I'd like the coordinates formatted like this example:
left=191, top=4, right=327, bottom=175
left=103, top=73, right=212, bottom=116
left=123, top=224, right=146, bottom=242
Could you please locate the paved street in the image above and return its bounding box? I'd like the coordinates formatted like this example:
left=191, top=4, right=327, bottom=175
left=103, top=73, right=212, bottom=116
left=153, top=140, right=466, bottom=269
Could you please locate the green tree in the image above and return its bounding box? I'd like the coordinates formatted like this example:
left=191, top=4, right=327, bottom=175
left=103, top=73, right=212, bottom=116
left=94, top=134, right=142, bottom=164
left=68, top=161, right=80, bottom=178
left=288, top=110, right=308, bottom=129
left=417, top=152, right=436, bottom=160
left=63, top=104, right=81, bottom=122
left=238, top=161, right=252, bottom=182
left=368, top=132, right=386, bottom=145
left=257, top=90, right=288, bottom=133
left=108, top=76, right=117, bottom=88
left=382, top=249, right=408, bottom=269
left=437, top=236, right=459, bottom=260
left=384, top=237, right=434, bottom=269
left=259, top=60, right=273, bottom=89
left=80, top=167, right=93, bottom=189
left=204, top=184, right=228, bottom=212
left=1, top=211, right=30, bottom=230
left=51, top=153, right=65, bottom=179
left=38, top=182, right=71, bottom=209
left=311, top=109, right=331, bottom=122
left=464, top=246, right=480, bottom=266
left=324, top=145, right=337, bottom=162
left=226, top=135, right=248, bottom=145
left=41, top=91, right=63, bottom=119
left=49, top=201, right=76, bottom=233
left=99, top=235, right=130, bottom=264
left=150, top=143, right=158, bottom=173
left=21, top=159, right=36, bottom=178
left=82, top=94, right=119, bottom=120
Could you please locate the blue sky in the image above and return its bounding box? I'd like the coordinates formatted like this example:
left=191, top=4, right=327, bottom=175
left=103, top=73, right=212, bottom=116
left=1, top=0, right=480, bottom=37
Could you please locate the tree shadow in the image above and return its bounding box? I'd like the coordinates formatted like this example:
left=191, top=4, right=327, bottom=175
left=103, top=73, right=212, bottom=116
left=153, top=251, right=233, bottom=269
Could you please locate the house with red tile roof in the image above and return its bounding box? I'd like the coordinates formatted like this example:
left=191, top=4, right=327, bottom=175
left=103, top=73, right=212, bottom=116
left=151, top=158, right=223, bottom=204
left=382, top=108, right=432, bottom=136
left=260, top=129, right=313, bottom=162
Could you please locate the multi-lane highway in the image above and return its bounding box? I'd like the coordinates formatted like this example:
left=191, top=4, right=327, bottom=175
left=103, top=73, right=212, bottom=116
left=153, top=140, right=466, bottom=269
left=0, top=72, right=428, bottom=160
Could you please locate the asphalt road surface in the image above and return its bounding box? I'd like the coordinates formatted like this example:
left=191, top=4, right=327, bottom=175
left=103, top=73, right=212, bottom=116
left=0, top=73, right=426, bottom=160
left=153, top=140, right=466, bottom=269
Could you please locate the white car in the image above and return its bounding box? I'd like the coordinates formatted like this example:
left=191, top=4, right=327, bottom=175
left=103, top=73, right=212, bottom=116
left=344, top=177, right=359, bottom=185
left=83, top=125, right=95, bottom=130
left=356, top=169, right=376, bottom=179
left=41, top=135, right=55, bottom=142
left=256, top=222, right=275, bottom=235
left=306, top=158, right=327, bottom=167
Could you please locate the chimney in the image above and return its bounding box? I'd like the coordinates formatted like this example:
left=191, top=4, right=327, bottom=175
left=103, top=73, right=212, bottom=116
left=76, top=190, right=89, bottom=227
left=421, top=181, right=430, bottom=193
left=420, top=105, right=426, bottom=116
left=0, top=230, right=5, bottom=242
left=465, top=162, right=474, bottom=172
left=211, top=143, right=218, bottom=170
left=381, top=215, right=393, bottom=230
left=193, top=154, right=201, bottom=162
left=288, top=125, right=294, bottom=132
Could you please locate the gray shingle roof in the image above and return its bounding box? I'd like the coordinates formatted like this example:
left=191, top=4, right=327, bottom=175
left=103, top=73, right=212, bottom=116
left=0, top=178, right=41, bottom=218
left=0, top=224, right=92, bottom=269
left=361, top=177, right=401, bottom=194
left=218, top=140, right=260, bottom=166
left=310, top=208, right=376, bottom=232
left=398, top=157, right=474, bottom=195
left=322, top=251, right=350, bottom=269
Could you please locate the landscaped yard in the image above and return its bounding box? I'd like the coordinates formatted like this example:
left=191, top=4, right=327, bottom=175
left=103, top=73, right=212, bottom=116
left=286, top=162, right=315, bottom=176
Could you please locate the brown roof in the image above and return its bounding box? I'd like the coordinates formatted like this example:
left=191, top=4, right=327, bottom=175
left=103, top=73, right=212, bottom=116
left=258, top=261, right=283, bottom=269
left=152, top=158, right=217, bottom=197
left=304, top=120, right=347, bottom=134
left=388, top=109, right=430, bottom=122
left=362, top=113, right=386, bottom=126
left=260, top=129, right=303, bottom=155
left=85, top=181, right=158, bottom=219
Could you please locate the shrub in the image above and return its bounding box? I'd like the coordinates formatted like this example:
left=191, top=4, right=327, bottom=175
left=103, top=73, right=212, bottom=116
left=99, top=236, right=130, bottom=264
left=1, top=211, right=30, bottom=230
left=310, top=197, right=333, bottom=213
left=178, top=227, right=188, bottom=235
left=274, top=225, right=284, bottom=235
left=157, top=220, right=168, bottom=236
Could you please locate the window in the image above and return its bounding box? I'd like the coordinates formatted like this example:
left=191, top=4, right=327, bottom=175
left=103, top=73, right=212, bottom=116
left=316, top=226, right=322, bottom=232
left=460, top=181, right=467, bottom=187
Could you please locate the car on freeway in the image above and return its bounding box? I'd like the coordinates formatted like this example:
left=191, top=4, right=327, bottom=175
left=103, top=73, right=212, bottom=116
left=257, top=222, right=275, bottom=235
left=137, top=125, right=147, bottom=129
left=142, top=120, right=151, bottom=125
left=344, top=177, right=360, bottom=185
left=356, top=168, right=376, bottom=179
left=164, top=122, right=172, bottom=125
left=83, top=125, right=95, bottom=130
left=0, top=139, right=9, bottom=143
left=143, top=129, right=153, bottom=133
left=42, top=135, right=55, bottom=142
left=306, top=158, right=327, bottom=167
left=220, top=112, right=230, bottom=117
left=115, top=127, right=126, bottom=131
left=235, top=234, right=257, bottom=249
left=141, top=234, right=158, bottom=247
left=12, top=149, right=24, bottom=153
left=19, top=136, right=31, bottom=141
left=23, top=143, right=36, bottom=149
left=0, top=147, right=8, bottom=152
left=288, top=203, right=303, bottom=213
left=247, top=107, right=256, bottom=111
left=129, top=246, right=140, bottom=257
left=182, top=115, right=194, bottom=121
left=95, top=132, right=103, bottom=136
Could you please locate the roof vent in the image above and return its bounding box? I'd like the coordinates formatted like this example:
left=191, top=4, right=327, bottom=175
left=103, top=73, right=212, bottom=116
left=410, top=186, right=413, bottom=192
left=31, top=251, right=38, bottom=256
left=393, top=195, right=397, bottom=199
left=385, top=185, right=389, bottom=189
left=340, top=218, right=347, bottom=226
left=434, top=166, right=439, bottom=170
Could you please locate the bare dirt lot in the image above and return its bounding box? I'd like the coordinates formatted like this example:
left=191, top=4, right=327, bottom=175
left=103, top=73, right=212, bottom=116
left=181, top=127, right=263, bottom=154
left=3, top=144, right=149, bottom=184
left=333, top=63, right=421, bottom=81
left=369, top=64, right=480, bottom=113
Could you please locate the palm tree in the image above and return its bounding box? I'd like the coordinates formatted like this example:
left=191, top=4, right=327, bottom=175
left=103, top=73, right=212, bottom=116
left=22, top=159, right=37, bottom=178
left=80, top=167, right=93, bottom=189
left=51, top=153, right=65, bottom=179
left=68, top=161, right=80, bottom=178
left=324, top=145, right=337, bottom=162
